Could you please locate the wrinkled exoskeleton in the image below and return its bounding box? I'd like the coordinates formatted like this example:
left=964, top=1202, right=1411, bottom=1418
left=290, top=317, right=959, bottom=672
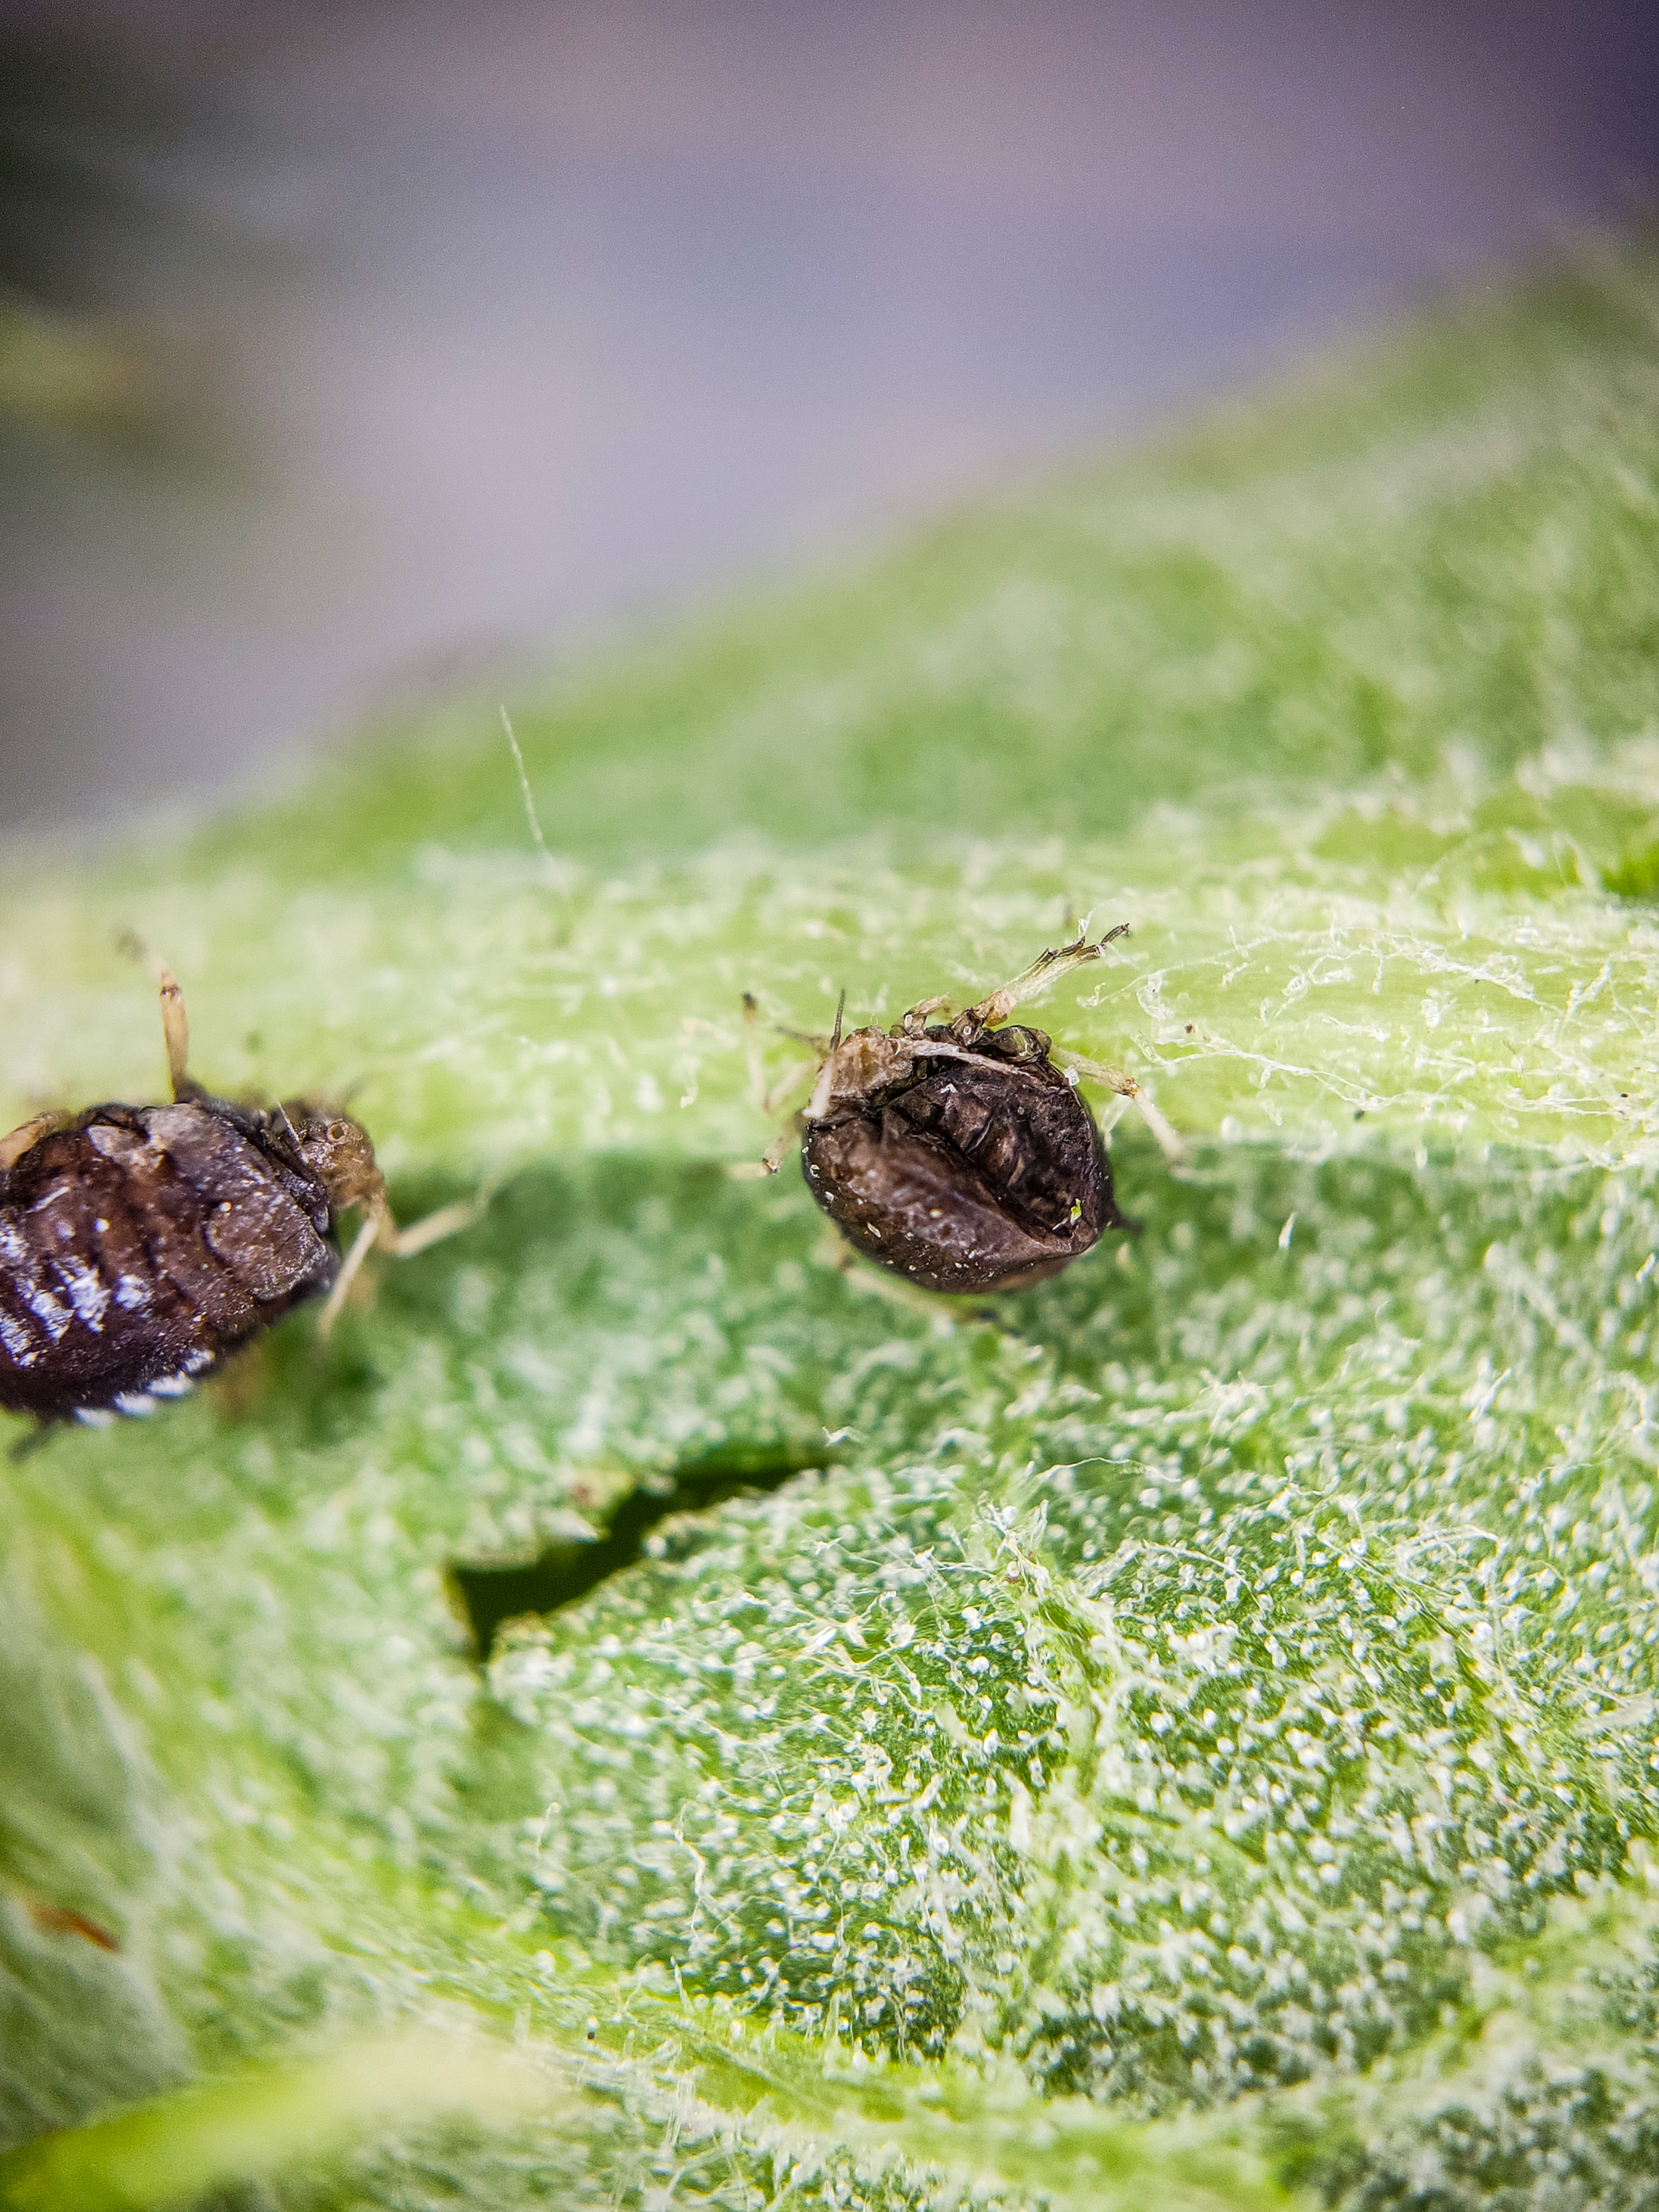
left=739, top=929, right=1181, bottom=1294
left=0, top=969, right=482, bottom=1428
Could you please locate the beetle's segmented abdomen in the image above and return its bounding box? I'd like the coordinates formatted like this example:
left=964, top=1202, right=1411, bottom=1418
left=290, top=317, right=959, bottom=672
left=893, top=1051, right=1113, bottom=1247
left=0, top=1105, right=336, bottom=1423
left=800, top=1030, right=1124, bottom=1294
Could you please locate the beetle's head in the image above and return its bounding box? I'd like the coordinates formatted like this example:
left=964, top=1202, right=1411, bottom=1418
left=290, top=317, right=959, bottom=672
left=287, top=1106, right=387, bottom=1220
left=802, top=1027, right=919, bottom=1127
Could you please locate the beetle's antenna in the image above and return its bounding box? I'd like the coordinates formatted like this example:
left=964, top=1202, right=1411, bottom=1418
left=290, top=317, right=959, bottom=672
left=831, top=989, right=846, bottom=1051
left=500, top=705, right=553, bottom=869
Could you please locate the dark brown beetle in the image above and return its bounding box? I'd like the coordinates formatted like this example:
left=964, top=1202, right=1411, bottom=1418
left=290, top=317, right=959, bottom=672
left=0, top=970, right=478, bottom=1429
left=740, top=930, right=1182, bottom=1295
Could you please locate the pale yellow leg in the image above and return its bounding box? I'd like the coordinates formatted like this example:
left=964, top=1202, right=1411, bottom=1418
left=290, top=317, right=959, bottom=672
left=0, top=1114, right=62, bottom=1174
left=734, top=990, right=817, bottom=1178
left=1057, top=1051, right=1185, bottom=1165
left=823, top=1234, right=960, bottom=1323
left=117, top=938, right=194, bottom=1097
left=157, top=968, right=190, bottom=1098
left=763, top=1057, right=816, bottom=1117
left=380, top=1195, right=492, bottom=1257
left=742, top=992, right=766, bottom=1111
left=315, top=1187, right=496, bottom=1340
left=961, top=923, right=1129, bottom=1035
left=895, top=994, right=949, bottom=1038
left=314, top=1213, right=379, bottom=1340
left=730, top=1108, right=802, bottom=1180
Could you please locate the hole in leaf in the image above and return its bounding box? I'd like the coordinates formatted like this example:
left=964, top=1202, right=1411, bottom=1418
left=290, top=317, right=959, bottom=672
left=450, top=1452, right=819, bottom=1660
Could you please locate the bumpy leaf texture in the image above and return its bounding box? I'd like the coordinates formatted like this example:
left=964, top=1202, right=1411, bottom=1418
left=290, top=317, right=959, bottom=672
left=6, top=237, right=1659, bottom=2212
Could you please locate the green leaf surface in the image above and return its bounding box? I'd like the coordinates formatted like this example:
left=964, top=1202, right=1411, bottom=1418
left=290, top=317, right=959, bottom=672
left=6, top=234, right=1659, bottom=2210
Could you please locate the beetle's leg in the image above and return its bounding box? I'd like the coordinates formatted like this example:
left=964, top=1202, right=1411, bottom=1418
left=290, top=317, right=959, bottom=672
left=731, top=1046, right=818, bottom=1178
left=742, top=992, right=767, bottom=1110
left=957, top=923, right=1130, bottom=1040
left=822, top=1237, right=1008, bottom=1327
left=748, top=995, right=827, bottom=1094
left=156, top=968, right=193, bottom=1100
left=0, top=1112, right=64, bottom=1174
left=823, top=1234, right=956, bottom=1320
left=118, top=937, right=200, bottom=1101
left=763, top=1057, right=817, bottom=1118
left=895, top=995, right=949, bottom=1039
left=377, top=1191, right=493, bottom=1258
left=731, top=1096, right=809, bottom=1179
left=1056, top=1051, right=1185, bottom=1165
left=314, top=1213, right=380, bottom=1338
left=315, top=1186, right=495, bottom=1340
left=735, top=992, right=821, bottom=1176
left=761, top=1117, right=798, bottom=1174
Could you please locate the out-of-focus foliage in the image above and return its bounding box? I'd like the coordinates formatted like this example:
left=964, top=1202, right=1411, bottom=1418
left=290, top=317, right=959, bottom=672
left=6, top=234, right=1659, bottom=2211
left=0, top=292, right=145, bottom=433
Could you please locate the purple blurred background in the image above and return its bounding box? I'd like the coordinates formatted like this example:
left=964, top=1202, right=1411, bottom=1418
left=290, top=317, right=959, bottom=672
left=2, top=0, right=1657, bottom=832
